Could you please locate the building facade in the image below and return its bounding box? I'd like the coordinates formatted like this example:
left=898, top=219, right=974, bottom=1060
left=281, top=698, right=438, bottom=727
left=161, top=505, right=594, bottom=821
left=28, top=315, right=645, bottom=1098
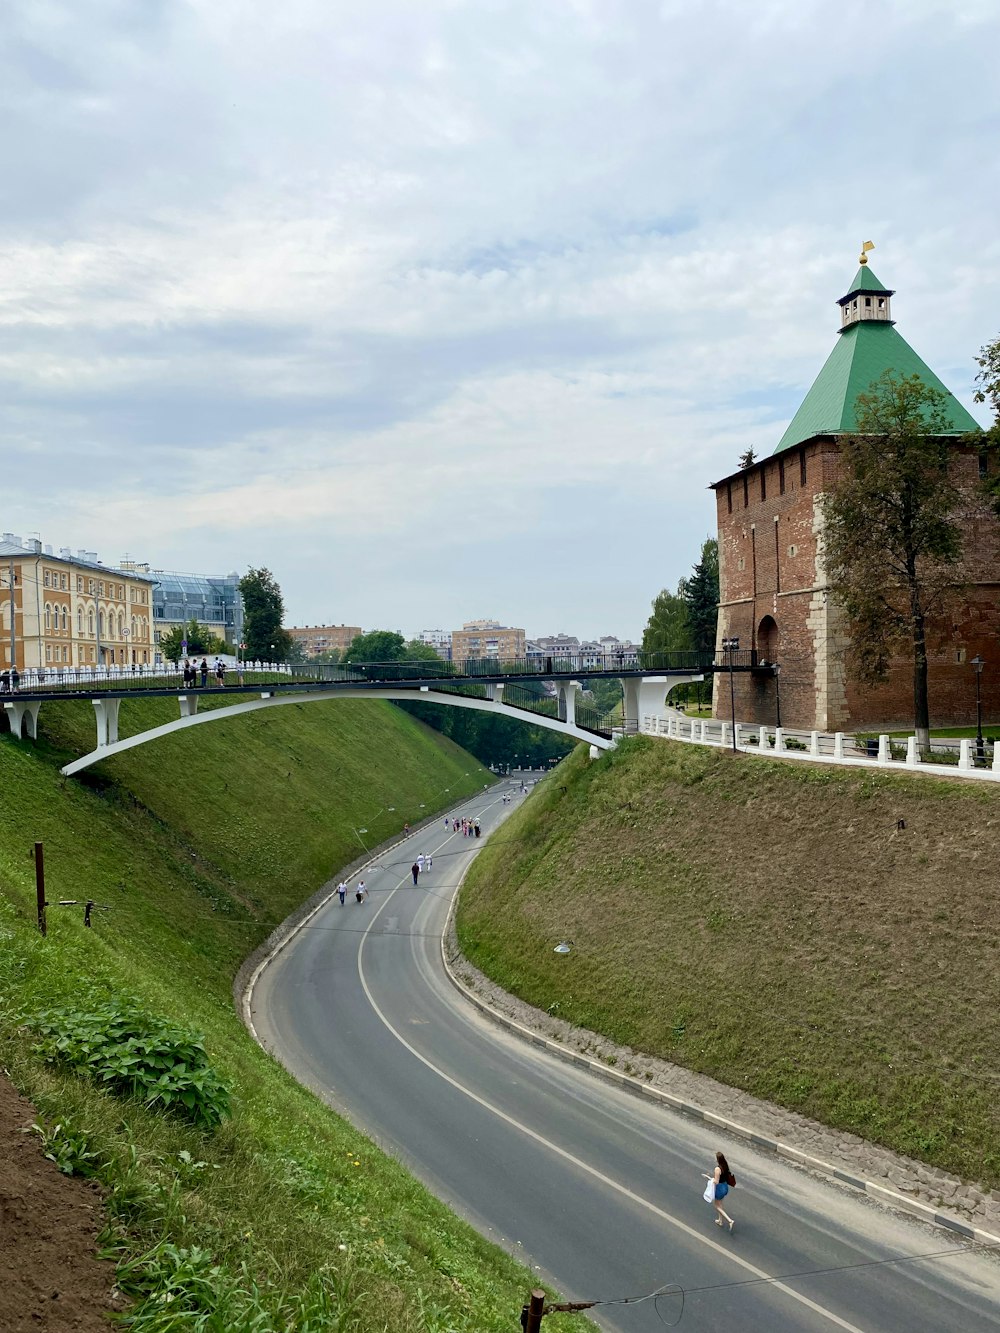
left=415, top=629, right=453, bottom=659
left=1, top=534, right=156, bottom=673
left=712, top=256, right=998, bottom=732
left=450, top=620, right=526, bottom=662
left=286, top=624, right=362, bottom=658
left=148, top=568, right=244, bottom=650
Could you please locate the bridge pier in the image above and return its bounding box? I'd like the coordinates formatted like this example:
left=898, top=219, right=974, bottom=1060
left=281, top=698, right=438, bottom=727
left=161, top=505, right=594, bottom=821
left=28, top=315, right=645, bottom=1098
left=92, top=698, right=121, bottom=747
left=4, top=699, right=41, bottom=740
left=178, top=695, right=199, bottom=718
left=622, top=674, right=705, bottom=732
left=556, top=681, right=580, bottom=725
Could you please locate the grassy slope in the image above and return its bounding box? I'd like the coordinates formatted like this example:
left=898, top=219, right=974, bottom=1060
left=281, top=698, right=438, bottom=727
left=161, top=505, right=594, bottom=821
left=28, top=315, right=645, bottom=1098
left=458, top=737, right=1000, bottom=1188
left=0, top=697, right=575, bottom=1332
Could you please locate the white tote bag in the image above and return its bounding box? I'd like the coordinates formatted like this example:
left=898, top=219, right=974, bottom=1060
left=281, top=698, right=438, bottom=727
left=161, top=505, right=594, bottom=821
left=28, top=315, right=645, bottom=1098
left=702, top=1178, right=716, bottom=1203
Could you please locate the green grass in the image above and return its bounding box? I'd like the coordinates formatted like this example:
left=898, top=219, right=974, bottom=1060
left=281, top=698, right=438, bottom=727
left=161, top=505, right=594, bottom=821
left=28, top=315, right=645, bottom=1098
left=0, top=697, right=577, bottom=1332
left=458, top=736, right=1000, bottom=1189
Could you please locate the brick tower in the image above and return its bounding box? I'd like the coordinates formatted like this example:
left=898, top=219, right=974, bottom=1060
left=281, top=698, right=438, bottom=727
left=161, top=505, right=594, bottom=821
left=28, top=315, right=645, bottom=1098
left=711, top=250, right=998, bottom=733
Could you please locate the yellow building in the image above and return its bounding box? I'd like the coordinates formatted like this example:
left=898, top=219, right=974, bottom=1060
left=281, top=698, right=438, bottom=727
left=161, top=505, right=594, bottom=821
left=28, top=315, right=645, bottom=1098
left=450, top=619, right=526, bottom=662
left=0, top=535, right=156, bottom=674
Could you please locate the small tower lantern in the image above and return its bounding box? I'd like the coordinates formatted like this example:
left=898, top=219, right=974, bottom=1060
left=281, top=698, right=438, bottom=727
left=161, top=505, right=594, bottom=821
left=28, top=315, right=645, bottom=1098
left=837, top=241, right=895, bottom=331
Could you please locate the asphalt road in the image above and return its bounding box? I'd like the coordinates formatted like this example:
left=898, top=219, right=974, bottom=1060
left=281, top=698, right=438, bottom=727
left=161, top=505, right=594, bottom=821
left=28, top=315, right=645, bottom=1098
left=250, top=777, right=1000, bottom=1332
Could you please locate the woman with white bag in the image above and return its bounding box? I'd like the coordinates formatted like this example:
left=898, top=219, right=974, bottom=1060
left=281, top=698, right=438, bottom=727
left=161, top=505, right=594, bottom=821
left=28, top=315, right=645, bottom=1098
left=702, top=1151, right=736, bottom=1232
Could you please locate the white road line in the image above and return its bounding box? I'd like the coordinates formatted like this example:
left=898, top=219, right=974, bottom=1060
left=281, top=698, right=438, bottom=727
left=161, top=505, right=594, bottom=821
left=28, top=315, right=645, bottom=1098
left=356, top=830, right=870, bottom=1333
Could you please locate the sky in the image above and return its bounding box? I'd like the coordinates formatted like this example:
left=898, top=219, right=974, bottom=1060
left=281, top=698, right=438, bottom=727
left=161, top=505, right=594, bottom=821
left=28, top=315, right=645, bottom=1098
left=1, top=0, right=998, bottom=642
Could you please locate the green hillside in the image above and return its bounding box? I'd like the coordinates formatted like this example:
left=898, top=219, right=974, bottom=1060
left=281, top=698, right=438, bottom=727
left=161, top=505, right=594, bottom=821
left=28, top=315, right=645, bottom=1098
left=458, top=737, right=1000, bottom=1188
left=0, top=696, right=574, bottom=1332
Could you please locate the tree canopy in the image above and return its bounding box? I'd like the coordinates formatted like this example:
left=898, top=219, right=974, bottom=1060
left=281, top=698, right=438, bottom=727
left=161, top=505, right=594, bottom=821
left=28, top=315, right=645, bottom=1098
left=821, top=371, right=964, bottom=747
left=342, top=630, right=408, bottom=663
left=683, top=538, right=719, bottom=656
left=159, top=618, right=225, bottom=662
left=239, top=568, right=293, bottom=662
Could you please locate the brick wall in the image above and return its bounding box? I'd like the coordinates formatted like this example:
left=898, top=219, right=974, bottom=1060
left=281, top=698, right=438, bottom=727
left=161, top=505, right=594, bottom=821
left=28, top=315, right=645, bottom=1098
left=714, top=439, right=1000, bottom=732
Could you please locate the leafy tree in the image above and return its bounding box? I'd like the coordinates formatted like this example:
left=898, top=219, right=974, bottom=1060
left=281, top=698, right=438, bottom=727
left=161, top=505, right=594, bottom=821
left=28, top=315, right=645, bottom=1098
left=683, top=538, right=720, bottom=655
left=159, top=618, right=224, bottom=662
left=342, top=630, right=407, bottom=663
left=239, top=568, right=293, bottom=662
left=311, top=647, right=342, bottom=665
left=973, top=333, right=1000, bottom=512
left=642, top=587, right=691, bottom=656
left=821, top=371, right=965, bottom=750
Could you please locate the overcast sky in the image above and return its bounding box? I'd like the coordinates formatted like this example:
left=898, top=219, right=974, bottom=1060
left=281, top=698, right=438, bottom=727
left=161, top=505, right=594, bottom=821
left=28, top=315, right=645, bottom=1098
left=2, top=1, right=997, bottom=641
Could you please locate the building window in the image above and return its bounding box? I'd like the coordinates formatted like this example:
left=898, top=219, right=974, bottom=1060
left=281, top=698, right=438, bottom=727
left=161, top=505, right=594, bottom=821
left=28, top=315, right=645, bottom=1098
left=760, top=467, right=767, bottom=501
left=61, top=607, right=68, bottom=631
left=878, top=297, right=885, bottom=309
left=778, top=457, right=785, bottom=495
left=743, top=474, right=749, bottom=507
left=788, top=544, right=798, bottom=557
left=45, top=644, right=52, bottom=662
left=45, top=603, right=52, bottom=630
left=62, top=646, right=68, bottom=663
left=77, top=607, right=84, bottom=634
left=43, top=570, right=50, bottom=588
left=864, top=296, right=871, bottom=308
left=726, top=483, right=732, bottom=514
left=88, top=611, right=95, bottom=635
left=799, top=448, right=807, bottom=486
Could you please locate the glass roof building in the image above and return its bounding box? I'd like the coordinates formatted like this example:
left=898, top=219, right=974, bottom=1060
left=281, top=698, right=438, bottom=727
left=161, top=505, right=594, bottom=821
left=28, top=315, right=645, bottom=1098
left=151, top=570, right=244, bottom=645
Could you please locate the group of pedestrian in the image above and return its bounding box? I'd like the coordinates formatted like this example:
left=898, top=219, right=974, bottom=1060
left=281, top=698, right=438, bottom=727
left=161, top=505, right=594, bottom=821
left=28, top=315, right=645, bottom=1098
left=337, top=878, right=368, bottom=905
left=450, top=816, right=480, bottom=838
left=180, top=658, right=226, bottom=688
left=0, top=667, right=20, bottom=693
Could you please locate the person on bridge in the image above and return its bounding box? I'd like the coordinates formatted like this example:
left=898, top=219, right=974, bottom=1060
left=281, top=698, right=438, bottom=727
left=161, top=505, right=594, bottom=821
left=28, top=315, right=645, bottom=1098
left=411, top=862, right=420, bottom=886
left=215, top=659, right=225, bottom=687
left=703, top=1151, right=736, bottom=1232
left=337, top=881, right=347, bottom=906
left=200, top=658, right=209, bottom=687
left=355, top=880, right=368, bottom=904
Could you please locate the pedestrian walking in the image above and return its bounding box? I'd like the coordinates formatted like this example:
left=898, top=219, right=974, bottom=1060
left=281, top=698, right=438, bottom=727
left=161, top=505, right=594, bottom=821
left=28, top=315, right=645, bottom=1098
left=355, top=880, right=368, bottom=904
left=425, top=854, right=432, bottom=871
left=416, top=853, right=425, bottom=874
left=444, top=817, right=450, bottom=830
left=337, top=881, right=347, bottom=906
left=702, top=1152, right=736, bottom=1232
left=411, top=862, right=420, bottom=886
left=200, top=658, right=209, bottom=687
left=403, top=822, right=410, bottom=837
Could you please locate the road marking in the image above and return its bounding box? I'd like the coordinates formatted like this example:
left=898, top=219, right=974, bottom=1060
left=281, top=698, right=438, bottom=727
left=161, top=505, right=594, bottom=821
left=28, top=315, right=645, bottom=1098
left=356, top=830, right=870, bottom=1333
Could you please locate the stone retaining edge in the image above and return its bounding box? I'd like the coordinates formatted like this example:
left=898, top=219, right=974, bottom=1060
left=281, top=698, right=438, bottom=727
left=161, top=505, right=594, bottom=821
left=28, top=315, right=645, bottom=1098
left=440, top=890, right=1000, bottom=1252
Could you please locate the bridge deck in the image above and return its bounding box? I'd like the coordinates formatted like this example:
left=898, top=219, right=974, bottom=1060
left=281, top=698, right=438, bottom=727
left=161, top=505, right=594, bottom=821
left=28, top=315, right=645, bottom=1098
left=1, top=649, right=765, bottom=704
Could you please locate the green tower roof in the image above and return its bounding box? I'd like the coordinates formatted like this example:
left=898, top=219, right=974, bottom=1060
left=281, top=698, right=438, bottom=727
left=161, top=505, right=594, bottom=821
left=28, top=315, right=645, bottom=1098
left=841, top=264, right=890, bottom=297
left=773, top=319, right=979, bottom=455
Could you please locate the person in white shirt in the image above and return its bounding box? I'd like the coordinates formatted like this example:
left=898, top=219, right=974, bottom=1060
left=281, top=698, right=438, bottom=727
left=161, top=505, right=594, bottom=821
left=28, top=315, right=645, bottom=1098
left=355, top=880, right=368, bottom=903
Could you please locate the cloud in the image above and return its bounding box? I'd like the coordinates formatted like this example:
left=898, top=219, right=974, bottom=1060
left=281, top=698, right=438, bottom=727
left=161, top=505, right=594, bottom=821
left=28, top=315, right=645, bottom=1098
left=0, top=0, right=997, bottom=637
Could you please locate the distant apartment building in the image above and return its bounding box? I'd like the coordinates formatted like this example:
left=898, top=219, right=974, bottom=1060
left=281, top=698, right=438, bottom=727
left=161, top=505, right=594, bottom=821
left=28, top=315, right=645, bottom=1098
left=525, top=633, right=640, bottom=671
left=450, top=619, right=526, bottom=662
left=415, top=629, right=453, bottom=660
left=286, top=624, right=362, bottom=658
left=0, top=533, right=156, bottom=671
left=146, top=567, right=244, bottom=651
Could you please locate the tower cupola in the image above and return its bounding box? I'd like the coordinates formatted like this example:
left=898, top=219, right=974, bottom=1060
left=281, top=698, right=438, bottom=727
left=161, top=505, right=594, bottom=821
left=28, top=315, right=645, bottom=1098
left=837, top=240, right=894, bottom=331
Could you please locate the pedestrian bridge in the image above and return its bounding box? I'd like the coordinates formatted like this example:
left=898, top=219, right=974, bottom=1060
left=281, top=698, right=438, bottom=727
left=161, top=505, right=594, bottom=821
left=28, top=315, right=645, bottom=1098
left=0, top=650, right=767, bottom=777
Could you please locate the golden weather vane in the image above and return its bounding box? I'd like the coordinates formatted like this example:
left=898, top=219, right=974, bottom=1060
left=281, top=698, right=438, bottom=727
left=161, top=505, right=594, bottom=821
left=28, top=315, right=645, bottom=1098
left=859, top=239, right=875, bottom=265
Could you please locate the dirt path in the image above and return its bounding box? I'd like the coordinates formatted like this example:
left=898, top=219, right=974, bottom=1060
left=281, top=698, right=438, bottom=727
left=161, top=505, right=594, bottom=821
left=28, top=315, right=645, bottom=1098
left=0, top=1073, right=122, bottom=1333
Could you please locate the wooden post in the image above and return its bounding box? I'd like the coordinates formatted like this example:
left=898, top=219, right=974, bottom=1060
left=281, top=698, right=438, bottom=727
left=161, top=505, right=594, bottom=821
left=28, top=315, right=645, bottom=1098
left=34, top=841, right=46, bottom=936
left=521, top=1289, right=545, bottom=1332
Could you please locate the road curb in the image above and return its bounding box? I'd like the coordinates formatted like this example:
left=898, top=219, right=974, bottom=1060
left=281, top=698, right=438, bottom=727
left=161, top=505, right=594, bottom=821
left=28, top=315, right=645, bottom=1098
left=440, top=893, right=1000, bottom=1253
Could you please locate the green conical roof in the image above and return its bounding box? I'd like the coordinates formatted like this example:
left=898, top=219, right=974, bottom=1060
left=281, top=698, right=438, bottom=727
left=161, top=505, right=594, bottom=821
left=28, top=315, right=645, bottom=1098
left=843, top=264, right=889, bottom=296
left=773, top=321, right=980, bottom=455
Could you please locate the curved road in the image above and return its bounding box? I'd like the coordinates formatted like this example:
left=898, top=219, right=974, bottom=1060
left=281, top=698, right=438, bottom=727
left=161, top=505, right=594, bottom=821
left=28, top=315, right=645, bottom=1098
left=250, top=780, right=1000, bottom=1332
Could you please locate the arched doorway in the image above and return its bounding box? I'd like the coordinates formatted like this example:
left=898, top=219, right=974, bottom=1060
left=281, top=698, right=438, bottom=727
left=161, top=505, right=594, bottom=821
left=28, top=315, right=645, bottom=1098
left=757, top=616, right=781, bottom=726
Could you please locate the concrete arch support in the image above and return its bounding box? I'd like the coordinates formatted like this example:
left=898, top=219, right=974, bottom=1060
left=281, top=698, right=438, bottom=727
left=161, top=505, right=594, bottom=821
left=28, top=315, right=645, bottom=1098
left=60, top=686, right=613, bottom=778
left=92, top=698, right=121, bottom=747
left=4, top=700, right=41, bottom=740
left=623, top=675, right=705, bottom=731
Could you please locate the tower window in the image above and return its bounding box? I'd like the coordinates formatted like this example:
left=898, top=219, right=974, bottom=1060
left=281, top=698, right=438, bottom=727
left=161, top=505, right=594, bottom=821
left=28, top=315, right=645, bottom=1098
left=878, top=297, right=884, bottom=309
left=743, top=474, right=749, bottom=508
left=726, top=482, right=732, bottom=514
left=799, top=448, right=807, bottom=486
left=760, top=468, right=767, bottom=501
left=779, top=457, right=786, bottom=495
left=864, top=296, right=871, bottom=307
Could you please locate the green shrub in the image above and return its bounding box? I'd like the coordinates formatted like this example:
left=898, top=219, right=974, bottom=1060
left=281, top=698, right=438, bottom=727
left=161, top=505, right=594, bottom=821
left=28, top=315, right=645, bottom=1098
left=29, top=1001, right=230, bottom=1130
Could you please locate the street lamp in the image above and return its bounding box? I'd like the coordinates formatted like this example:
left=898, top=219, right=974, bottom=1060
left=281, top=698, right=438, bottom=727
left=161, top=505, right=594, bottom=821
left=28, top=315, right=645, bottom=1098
left=972, top=655, right=985, bottom=762
left=773, top=661, right=782, bottom=729
left=721, top=636, right=740, bottom=753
